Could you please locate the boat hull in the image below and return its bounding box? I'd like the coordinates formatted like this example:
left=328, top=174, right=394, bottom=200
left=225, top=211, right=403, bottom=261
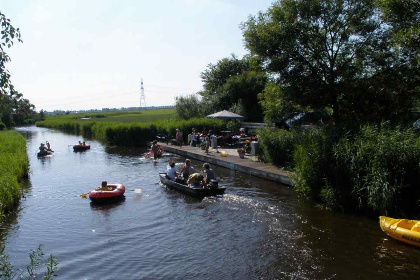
left=159, top=173, right=225, bottom=198
left=379, top=216, right=420, bottom=247
left=73, top=145, right=91, bottom=151
left=89, top=184, right=125, bottom=203
left=37, top=150, right=54, bottom=157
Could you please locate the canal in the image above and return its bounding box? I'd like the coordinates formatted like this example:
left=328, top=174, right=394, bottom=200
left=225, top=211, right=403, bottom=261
left=1, top=126, right=419, bottom=279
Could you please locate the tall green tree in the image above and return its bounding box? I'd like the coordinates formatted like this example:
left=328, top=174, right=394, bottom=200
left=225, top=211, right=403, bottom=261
left=0, top=11, right=22, bottom=98
left=0, top=11, right=38, bottom=127
left=199, top=54, right=266, bottom=121
left=242, top=0, right=420, bottom=125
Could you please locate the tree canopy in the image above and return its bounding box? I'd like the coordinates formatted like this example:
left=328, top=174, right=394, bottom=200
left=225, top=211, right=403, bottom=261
left=198, top=54, right=266, bottom=121
left=242, top=0, right=420, bottom=125
left=0, top=11, right=39, bottom=127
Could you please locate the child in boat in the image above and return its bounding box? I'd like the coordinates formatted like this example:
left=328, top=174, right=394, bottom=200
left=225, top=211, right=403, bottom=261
left=187, top=173, right=204, bottom=188
left=180, top=159, right=194, bottom=182
left=167, top=160, right=178, bottom=181
left=96, top=181, right=112, bottom=191
left=151, top=140, right=162, bottom=160
left=202, top=163, right=215, bottom=183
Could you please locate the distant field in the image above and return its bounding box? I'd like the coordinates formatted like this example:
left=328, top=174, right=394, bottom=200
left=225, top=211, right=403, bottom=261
left=46, top=108, right=176, bottom=123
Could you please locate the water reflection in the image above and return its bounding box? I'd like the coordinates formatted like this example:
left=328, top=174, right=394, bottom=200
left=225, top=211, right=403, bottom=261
left=89, top=196, right=126, bottom=215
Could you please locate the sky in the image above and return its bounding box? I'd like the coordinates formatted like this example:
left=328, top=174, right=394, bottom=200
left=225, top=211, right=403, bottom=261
left=2, top=0, right=274, bottom=111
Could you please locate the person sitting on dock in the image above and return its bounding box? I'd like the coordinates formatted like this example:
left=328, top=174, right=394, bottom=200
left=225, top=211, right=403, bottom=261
left=151, top=140, right=162, bottom=160
left=202, top=163, right=215, bottom=184
left=96, top=181, right=112, bottom=191
left=167, top=160, right=178, bottom=181
left=187, top=173, right=204, bottom=188
left=180, top=159, right=194, bottom=183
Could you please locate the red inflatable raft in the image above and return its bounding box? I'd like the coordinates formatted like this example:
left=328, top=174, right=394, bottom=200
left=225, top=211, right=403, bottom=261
left=89, top=184, right=125, bottom=202
left=73, top=144, right=90, bottom=151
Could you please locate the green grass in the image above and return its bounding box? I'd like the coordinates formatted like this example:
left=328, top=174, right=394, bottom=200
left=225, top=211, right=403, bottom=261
left=0, top=131, right=29, bottom=218
left=46, top=109, right=176, bottom=123
left=37, top=109, right=223, bottom=147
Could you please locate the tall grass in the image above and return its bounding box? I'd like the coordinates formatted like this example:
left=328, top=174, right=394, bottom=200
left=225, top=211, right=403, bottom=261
left=291, top=125, right=420, bottom=216
left=36, top=118, right=224, bottom=146
left=0, top=131, right=29, bottom=217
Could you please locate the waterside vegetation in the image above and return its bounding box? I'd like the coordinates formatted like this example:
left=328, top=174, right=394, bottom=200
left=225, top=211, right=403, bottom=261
left=0, top=131, right=29, bottom=218
left=36, top=110, right=223, bottom=146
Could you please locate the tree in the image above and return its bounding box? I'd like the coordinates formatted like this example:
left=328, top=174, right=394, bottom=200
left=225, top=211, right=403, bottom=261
left=174, top=94, right=205, bottom=120
left=0, top=11, right=22, bottom=98
left=199, top=54, right=266, bottom=121
left=242, top=0, right=420, bottom=125
left=376, top=0, right=420, bottom=64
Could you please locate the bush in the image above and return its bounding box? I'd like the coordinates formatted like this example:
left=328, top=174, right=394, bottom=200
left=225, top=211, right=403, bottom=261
left=0, top=122, right=6, bottom=131
left=291, top=125, right=420, bottom=216
left=36, top=118, right=223, bottom=147
left=0, top=131, right=29, bottom=217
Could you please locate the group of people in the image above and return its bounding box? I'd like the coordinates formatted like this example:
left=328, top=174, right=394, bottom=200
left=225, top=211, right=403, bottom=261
left=167, top=159, right=215, bottom=188
left=39, top=141, right=53, bottom=153
left=78, top=141, right=87, bottom=146
left=186, top=128, right=215, bottom=155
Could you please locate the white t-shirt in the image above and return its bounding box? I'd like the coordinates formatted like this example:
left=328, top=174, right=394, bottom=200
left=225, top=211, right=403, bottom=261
left=167, top=166, right=177, bottom=181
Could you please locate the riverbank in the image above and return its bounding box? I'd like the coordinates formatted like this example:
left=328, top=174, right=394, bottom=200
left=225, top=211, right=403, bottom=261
left=160, top=142, right=293, bottom=186
left=0, top=131, right=29, bottom=217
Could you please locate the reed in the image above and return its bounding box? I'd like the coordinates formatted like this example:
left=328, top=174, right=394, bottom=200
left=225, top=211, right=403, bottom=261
left=0, top=131, right=29, bottom=217
left=36, top=118, right=223, bottom=146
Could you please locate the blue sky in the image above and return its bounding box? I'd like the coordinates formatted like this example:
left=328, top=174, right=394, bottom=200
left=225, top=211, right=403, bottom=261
left=2, top=0, right=274, bottom=111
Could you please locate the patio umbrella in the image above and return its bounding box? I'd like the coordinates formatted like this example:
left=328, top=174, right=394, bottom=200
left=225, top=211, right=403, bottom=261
left=207, top=110, right=244, bottom=120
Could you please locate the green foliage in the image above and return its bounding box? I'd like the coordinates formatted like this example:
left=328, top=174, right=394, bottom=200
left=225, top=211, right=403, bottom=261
left=198, top=54, right=266, bottom=121
left=0, top=122, right=5, bottom=131
left=37, top=117, right=223, bottom=147
left=0, top=131, right=28, bottom=217
left=174, top=95, right=206, bottom=120
left=0, top=11, right=22, bottom=98
left=242, top=0, right=420, bottom=125
left=376, top=0, right=420, bottom=64
left=0, top=244, right=58, bottom=279
left=288, top=125, right=420, bottom=216
left=334, top=126, right=420, bottom=215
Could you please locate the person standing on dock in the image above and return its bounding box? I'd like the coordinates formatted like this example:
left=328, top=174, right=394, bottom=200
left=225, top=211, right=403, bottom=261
left=176, top=129, right=183, bottom=146
left=204, top=132, right=210, bottom=155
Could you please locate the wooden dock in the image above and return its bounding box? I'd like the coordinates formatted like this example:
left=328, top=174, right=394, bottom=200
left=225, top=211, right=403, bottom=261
left=160, top=143, right=293, bottom=186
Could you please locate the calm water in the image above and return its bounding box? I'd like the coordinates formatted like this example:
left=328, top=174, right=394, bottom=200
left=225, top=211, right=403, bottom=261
left=1, top=126, right=419, bottom=279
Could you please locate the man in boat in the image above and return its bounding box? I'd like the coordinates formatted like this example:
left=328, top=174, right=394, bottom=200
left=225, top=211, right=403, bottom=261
left=187, top=173, right=204, bottom=188
left=180, top=159, right=194, bottom=183
left=96, top=181, right=112, bottom=191
left=46, top=141, right=52, bottom=151
left=151, top=140, right=162, bottom=160
left=202, top=163, right=215, bottom=184
left=39, top=143, right=46, bottom=153
left=167, top=160, right=178, bottom=181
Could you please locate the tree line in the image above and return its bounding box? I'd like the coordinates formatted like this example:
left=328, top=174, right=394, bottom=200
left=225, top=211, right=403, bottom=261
left=176, top=0, right=419, bottom=126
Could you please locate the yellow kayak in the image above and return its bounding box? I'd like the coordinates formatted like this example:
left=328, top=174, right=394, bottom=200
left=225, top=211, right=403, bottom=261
left=379, top=216, right=420, bottom=247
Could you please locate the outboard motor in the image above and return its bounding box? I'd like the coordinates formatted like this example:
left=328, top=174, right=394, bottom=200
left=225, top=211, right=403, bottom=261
left=209, top=179, right=218, bottom=189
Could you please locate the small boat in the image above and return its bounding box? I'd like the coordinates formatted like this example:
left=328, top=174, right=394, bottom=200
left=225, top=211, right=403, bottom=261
left=73, top=144, right=91, bottom=151
left=89, top=184, right=125, bottom=203
left=159, top=173, right=226, bottom=198
left=379, top=216, right=420, bottom=247
left=37, top=150, right=54, bottom=157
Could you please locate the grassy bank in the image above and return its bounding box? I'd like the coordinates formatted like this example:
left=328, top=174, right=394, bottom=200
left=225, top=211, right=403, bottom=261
left=258, top=125, right=420, bottom=217
left=0, top=131, right=29, bottom=217
left=37, top=110, right=223, bottom=146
